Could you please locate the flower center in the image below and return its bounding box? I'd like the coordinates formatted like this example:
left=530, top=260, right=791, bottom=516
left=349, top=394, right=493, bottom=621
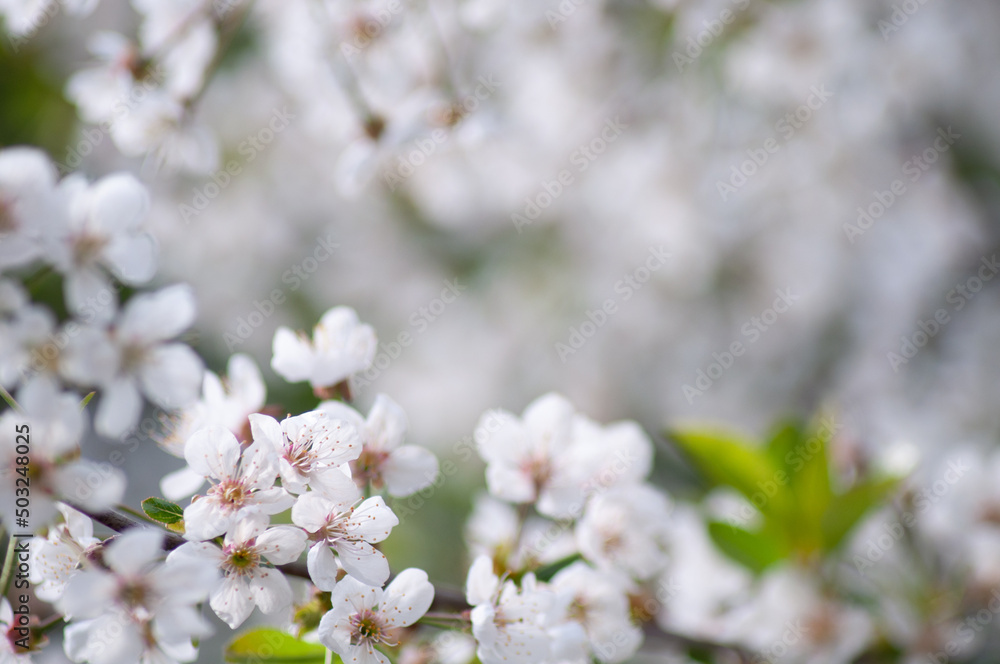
left=349, top=609, right=389, bottom=646
left=209, top=479, right=249, bottom=511
left=351, top=448, right=390, bottom=488
left=284, top=437, right=316, bottom=474
left=117, top=577, right=155, bottom=617
left=120, top=343, right=150, bottom=373
left=223, top=545, right=260, bottom=576
left=520, top=454, right=552, bottom=492
left=72, top=231, right=108, bottom=267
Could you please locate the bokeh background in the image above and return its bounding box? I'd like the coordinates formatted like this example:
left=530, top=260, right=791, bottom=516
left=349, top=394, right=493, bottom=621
left=4, top=0, right=1000, bottom=659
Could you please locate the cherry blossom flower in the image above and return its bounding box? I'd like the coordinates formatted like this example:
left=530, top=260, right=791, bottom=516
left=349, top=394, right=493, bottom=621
left=182, top=426, right=292, bottom=541
left=62, top=284, right=203, bottom=438
left=0, top=377, right=125, bottom=532
left=474, top=393, right=593, bottom=519
left=249, top=409, right=361, bottom=498
left=158, top=353, right=267, bottom=500
left=0, top=597, right=32, bottom=662
left=30, top=503, right=100, bottom=602
left=550, top=562, right=642, bottom=663
left=319, top=394, right=439, bottom=496
left=0, top=147, right=62, bottom=272
left=271, top=306, right=377, bottom=393
left=317, top=569, right=435, bottom=664
left=575, top=484, right=672, bottom=582
left=58, top=529, right=217, bottom=664
left=465, top=555, right=555, bottom=664
left=51, top=173, right=157, bottom=323
left=291, top=491, right=398, bottom=589
left=168, top=511, right=307, bottom=629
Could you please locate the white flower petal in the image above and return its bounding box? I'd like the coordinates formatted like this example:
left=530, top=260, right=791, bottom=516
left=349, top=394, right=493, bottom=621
left=380, top=568, right=434, bottom=628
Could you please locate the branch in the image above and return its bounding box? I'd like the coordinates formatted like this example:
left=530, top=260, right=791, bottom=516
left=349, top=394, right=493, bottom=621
left=71, top=506, right=753, bottom=662
left=67, top=504, right=311, bottom=580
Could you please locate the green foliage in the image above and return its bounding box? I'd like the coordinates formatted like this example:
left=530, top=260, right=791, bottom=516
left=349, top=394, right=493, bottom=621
left=141, top=498, right=184, bottom=525
left=224, top=628, right=332, bottom=664
left=669, top=416, right=903, bottom=572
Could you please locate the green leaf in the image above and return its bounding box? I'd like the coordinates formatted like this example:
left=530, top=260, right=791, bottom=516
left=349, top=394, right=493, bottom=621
left=225, top=629, right=331, bottom=664
left=79, top=392, right=96, bottom=410
left=141, top=497, right=184, bottom=525
left=707, top=521, right=784, bottom=574
left=782, top=418, right=835, bottom=553
left=533, top=553, right=583, bottom=582
left=821, top=477, right=901, bottom=551
left=669, top=426, right=781, bottom=505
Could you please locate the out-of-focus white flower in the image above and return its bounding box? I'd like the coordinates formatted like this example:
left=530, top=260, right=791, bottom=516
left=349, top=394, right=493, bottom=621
left=29, top=503, right=100, bottom=602
left=475, top=393, right=596, bottom=518
left=575, top=483, right=672, bottom=581
left=0, top=377, right=125, bottom=532
left=0, top=303, right=58, bottom=387
left=0, top=147, right=62, bottom=272
left=464, top=494, right=577, bottom=573
left=63, top=284, right=203, bottom=438
left=291, top=491, right=397, bottom=589
left=158, top=353, right=267, bottom=500
left=168, top=511, right=306, bottom=629
left=319, top=394, right=439, bottom=496
left=318, top=569, right=435, bottom=664
left=721, top=566, right=875, bottom=664
left=59, top=529, right=217, bottom=664
left=551, top=561, right=642, bottom=663
left=110, top=92, right=219, bottom=174
left=250, top=409, right=361, bottom=497
left=51, top=173, right=157, bottom=322
left=271, top=306, right=377, bottom=392
left=0, top=597, right=31, bottom=661
left=65, top=32, right=142, bottom=125
left=654, top=505, right=752, bottom=641
left=466, top=555, right=555, bottom=664
left=181, top=426, right=292, bottom=541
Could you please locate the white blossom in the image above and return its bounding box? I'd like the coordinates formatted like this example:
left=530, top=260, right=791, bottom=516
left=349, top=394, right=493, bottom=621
left=319, top=394, right=439, bottom=496
left=168, top=511, right=306, bottom=629
left=181, top=426, right=292, bottom=541
left=292, top=491, right=397, bottom=589
left=318, top=569, right=435, bottom=664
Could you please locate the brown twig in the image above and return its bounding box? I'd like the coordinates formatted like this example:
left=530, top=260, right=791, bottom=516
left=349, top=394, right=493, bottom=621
left=66, top=503, right=311, bottom=579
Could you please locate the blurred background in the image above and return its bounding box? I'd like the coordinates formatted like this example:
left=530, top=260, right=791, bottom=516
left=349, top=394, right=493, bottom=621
left=4, top=0, right=1000, bottom=658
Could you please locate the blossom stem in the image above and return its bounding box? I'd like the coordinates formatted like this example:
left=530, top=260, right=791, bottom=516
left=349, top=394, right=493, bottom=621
left=65, top=502, right=313, bottom=580
left=0, top=383, right=22, bottom=413
left=0, top=534, right=17, bottom=595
